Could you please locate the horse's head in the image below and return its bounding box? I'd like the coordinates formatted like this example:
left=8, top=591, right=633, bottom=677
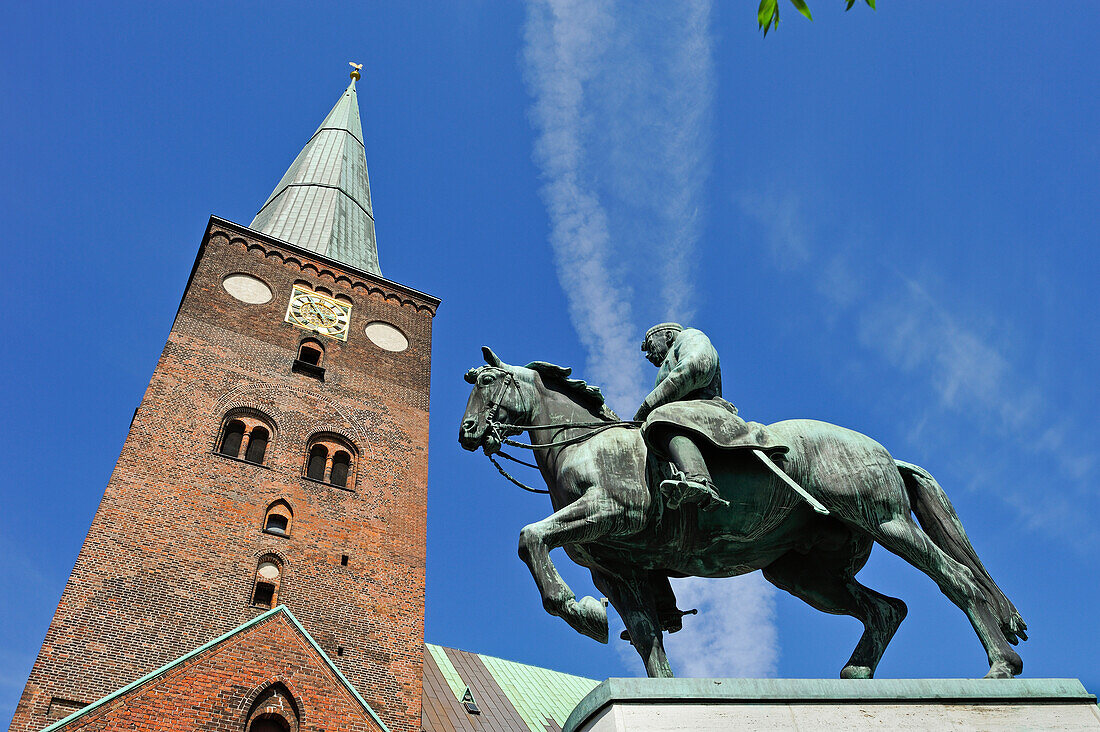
left=459, top=346, right=537, bottom=455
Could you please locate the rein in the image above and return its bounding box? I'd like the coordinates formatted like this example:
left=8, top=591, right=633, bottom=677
left=478, top=369, right=641, bottom=495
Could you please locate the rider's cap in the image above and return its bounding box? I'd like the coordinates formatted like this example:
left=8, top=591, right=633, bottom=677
left=642, top=322, right=683, bottom=350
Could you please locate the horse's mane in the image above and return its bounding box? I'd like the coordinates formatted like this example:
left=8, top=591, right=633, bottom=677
left=525, top=361, right=620, bottom=421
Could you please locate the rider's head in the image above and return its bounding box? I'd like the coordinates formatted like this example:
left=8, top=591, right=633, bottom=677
left=641, top=323, right=683, bottom=366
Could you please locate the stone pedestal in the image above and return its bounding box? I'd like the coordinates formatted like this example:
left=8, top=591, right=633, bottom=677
left=562, top=678, right=1099, bottom=731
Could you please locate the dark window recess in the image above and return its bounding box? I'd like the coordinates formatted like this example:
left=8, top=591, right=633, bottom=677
left=252, top=582, right=275, bottom=608
left=330, top=451, right=351, bottom=487
left=47, top=698, right=86, bottom=720
left=461, top=687, right=481, bottom=715
left=307, top=445, right=328, bottom=481
left=265, top=514, right=289, bottom=536
left=341, top=554, right=349, bottom=566
left=293, top=341, right=325, bottom=380
left=219, top=420, right=245, bottom=458
left=252, top=718, right=290, bottom=732
left=299, top=345, right=322, bottom=365
left=336, top=646, right=344, bottom=657
left=245, top=426, right=269, bottom=464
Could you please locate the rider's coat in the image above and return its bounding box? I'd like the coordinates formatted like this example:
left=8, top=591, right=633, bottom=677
left=639, top=328, right=787, bottom=457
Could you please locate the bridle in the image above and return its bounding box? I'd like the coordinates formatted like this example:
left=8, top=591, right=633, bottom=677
left=473, top=366, right=642, bottom=494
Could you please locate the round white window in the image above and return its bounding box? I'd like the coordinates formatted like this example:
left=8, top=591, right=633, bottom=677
left=365, top=321, right=409, bottom=352
left=257, top=561, right=280, bottom=580
left=222, top=274, right=273, bottom=304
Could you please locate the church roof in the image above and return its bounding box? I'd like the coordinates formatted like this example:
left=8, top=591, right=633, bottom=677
left=250, top=77, right=381, bottom=275
left=422, top=642, right=599, bottom=731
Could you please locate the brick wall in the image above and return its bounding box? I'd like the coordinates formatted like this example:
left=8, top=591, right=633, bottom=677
left=50, top=610, right=384, bottom=732
left=10, top=218, right=437, bottom=732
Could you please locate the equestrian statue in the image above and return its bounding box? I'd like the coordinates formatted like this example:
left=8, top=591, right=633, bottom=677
left=458, top=323, right=1027, bottom=679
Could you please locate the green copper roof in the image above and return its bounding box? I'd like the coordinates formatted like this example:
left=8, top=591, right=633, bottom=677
left=479, top=651, right=601, bottom=732
left=250, top=79, right=380, bottom=275
left=425, top=643, right=599, bottom=732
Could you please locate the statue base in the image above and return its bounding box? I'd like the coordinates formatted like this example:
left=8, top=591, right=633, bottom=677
left=562, top=678, right=1099, bottom=731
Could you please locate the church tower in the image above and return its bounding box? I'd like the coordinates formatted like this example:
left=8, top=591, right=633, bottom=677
left=11, top=70, right=437, bottom=732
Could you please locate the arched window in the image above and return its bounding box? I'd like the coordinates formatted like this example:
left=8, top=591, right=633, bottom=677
left=216, top=411, right=275, bottom=466
left=263, top=500, right=292, bottom=537
left=219, top=420, right=245, bottom=458
left=245, top=426, right=269, bottom=464
left=293, top=337, right=326, bottom=380
left=245, top=683, right=299, bottom=732
left=251, top=556, right=282, bottom=609
left=330, top=451, right=351, bottom=487
left=303, top=433, right=358, bottom=489
left=306, top=445, right=327, bottom=481
left=297, top=339, right=323, bottom=366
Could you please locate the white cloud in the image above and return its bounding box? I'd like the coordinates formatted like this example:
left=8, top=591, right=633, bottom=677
left=740, top=191, right=1098, bottom=545
left=666, top=574, right=779, bottom=677
left=524, top=0, right=782, bottom=678
left=522, top=0, right=716, bottom=410
left=738, top=191, right=812, bottom=270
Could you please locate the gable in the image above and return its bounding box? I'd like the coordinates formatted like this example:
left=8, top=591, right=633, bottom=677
left=46, top=606, right=387, bottom=732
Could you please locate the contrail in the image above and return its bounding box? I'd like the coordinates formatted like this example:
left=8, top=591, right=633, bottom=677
left=523, top=0, right=780, bottom=678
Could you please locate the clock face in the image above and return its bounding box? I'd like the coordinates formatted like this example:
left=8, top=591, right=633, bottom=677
left=284, top=286, right=351, bottom=340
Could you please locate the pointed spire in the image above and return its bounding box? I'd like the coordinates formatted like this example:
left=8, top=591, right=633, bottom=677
left=250, top=73, right=380, bottom=275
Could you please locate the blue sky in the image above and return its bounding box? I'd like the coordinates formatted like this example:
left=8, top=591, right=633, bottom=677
left=2, top=1, right=1098, bottom=721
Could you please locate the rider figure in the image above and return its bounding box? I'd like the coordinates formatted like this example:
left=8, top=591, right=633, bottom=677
left=634, top=323, right=787, bottom=512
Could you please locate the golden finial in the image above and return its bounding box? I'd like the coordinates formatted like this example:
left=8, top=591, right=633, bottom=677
left=349, top=62, right=363, bottom=81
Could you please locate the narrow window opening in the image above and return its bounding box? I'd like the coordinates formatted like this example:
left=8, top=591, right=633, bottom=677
left=293, top=339, right=326, bottom=380
left=330, top=451, right=351, bottom=487
left=252, top=582, right=275, bottom=608
left=341, top=554, right=349, bottom=566
left=265, top=514, right=289, bottom=536
left=337, top=646, right=344, bottom=656
left=219, top=420, right=245, bottom=458
left=245, top=426, right=269, bottom=464
left=299, top=345, right=322, bottom=366
left=306, top=444, right=327, bottom=481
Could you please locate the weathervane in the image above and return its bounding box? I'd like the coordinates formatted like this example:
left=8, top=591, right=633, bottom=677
left=349, top=61, right=363, bottom=81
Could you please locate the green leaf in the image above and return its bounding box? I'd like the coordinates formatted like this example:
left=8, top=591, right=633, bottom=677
left=790, top=0, right=813, bottom=21
left=846, top=0, right=856, bottom=9
left=758, top=0, right=778, bottom=29
left=865, top=0, right=876, bottom=8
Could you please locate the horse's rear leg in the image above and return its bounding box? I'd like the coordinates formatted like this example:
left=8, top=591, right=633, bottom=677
left=763, top=546, right=907, bottom=679
left=874, top=516, right=1023, bottom=678
left=594, top=569, right=673, bottom=678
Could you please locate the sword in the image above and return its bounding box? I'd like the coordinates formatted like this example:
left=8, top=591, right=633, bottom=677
left=752, top=449, right=830, bottom=515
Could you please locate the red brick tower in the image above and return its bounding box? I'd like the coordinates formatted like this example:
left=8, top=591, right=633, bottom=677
left=10, top=71, right=437, bottom=732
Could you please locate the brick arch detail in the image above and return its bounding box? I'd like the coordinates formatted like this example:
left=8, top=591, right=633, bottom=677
left=237, top=677, right=304, bottom=730
left=213, top=385, right=373, bottom=461
left=212, top=403, right=283, bottom=455
left=210, top=227, right=439, bottom=315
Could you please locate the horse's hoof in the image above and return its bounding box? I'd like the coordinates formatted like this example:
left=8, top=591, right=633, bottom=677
left=841, top=665, right=873, bottom=679
left=984, top=660, right=1020, bottom=679
left=573, top=596, right=609, bottom=644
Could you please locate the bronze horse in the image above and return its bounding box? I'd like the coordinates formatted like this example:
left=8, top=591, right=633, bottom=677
left=459, top=347, right=1027, bottom=679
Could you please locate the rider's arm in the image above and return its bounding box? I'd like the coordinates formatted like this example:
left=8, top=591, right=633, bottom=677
left=635, top=330, right=718, bottom=419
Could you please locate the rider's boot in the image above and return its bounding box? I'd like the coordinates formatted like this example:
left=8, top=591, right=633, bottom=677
left=659, top=434, right=730, bottom=512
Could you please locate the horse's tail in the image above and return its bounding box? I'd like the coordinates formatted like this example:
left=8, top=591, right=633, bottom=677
left=896, top=460, right=1028, bottom=645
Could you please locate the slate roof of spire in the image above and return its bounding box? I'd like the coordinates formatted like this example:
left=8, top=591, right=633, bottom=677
left=250, top=78, right=380, bottom=275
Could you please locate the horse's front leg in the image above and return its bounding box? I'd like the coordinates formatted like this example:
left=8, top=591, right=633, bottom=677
left=518, top=494, right=640, bottom=643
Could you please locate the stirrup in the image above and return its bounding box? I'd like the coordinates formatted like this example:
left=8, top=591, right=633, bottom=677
left=660, top=476, right=730, bottom=512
